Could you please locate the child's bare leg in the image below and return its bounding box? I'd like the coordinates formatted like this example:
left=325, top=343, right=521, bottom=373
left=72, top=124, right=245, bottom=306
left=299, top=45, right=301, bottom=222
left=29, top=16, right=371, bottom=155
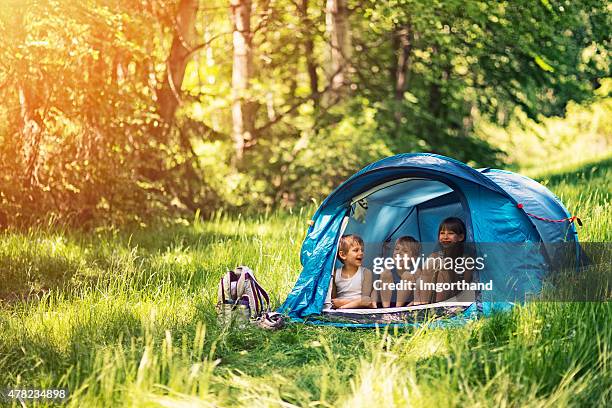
left=412, top=268, right=435, bottom=305
left=434, top=270, right=454, bottom=302
left=396, top=271, right=415, bottom=306
left=378, top=269, right=394, bottom=307
left=339, top=297, right=375, bottom=309
left=370, top=285, right=380, bottom=307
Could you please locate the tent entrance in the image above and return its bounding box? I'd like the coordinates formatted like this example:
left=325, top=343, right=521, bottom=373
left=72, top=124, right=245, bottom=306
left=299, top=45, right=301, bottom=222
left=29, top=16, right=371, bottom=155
left=341, top=176, right=472, bottom=268
left=324, top=176, right=475, bottom=315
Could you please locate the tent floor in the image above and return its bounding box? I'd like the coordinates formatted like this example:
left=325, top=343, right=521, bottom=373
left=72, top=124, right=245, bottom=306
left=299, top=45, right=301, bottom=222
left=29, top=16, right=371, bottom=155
left=322, top=300, right=475, bottom=315
left=312, top=301, right=474, bottom=325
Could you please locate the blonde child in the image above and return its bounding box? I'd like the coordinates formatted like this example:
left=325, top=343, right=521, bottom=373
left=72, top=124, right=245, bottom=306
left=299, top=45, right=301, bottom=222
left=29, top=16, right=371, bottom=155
left=378, top=236, right=421, bottom=307
left=324, top=234, right=376, bottom=309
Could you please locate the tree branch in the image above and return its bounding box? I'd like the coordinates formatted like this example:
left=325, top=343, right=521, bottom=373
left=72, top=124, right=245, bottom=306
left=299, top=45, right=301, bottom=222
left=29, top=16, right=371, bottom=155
left=185, top=31, right=233, bottom=59
left=254, top=64, right=346, bottom=134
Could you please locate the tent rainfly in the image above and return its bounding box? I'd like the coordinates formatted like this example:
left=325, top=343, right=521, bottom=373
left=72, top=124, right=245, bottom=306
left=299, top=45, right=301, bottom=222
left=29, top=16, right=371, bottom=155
left=279, top=153, right=583, bottom=327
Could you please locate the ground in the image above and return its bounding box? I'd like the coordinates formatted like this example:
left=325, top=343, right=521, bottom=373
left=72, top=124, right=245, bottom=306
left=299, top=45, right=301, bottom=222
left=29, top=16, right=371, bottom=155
left=0, top=156, right=610, bottom=407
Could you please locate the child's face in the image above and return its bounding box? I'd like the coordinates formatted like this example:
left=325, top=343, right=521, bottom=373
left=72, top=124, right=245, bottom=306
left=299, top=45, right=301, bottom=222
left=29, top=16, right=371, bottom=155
left=340, top=242, right=364, bottom=268
left=393, top=243, right=416, bottom=258
left=439, top=228, right=464, bottom=247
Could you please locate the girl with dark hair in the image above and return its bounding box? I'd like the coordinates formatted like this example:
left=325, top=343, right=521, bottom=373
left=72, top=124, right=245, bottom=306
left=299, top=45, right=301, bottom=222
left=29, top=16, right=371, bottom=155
left=413, top=217, right=474, bottom=304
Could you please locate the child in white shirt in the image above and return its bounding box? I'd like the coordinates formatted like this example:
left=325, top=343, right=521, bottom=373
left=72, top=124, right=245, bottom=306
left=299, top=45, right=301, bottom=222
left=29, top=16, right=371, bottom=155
left=324, top=234, right=376, bottom=309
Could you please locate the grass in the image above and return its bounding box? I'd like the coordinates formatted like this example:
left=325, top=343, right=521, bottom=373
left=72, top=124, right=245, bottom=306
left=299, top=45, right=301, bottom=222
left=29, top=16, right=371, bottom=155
left=0, top=157, right=610, bottom=407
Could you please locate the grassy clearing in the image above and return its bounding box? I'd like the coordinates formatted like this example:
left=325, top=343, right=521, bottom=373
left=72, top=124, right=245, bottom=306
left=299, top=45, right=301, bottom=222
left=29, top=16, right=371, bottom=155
left=0, top=159, right=611, bottom=407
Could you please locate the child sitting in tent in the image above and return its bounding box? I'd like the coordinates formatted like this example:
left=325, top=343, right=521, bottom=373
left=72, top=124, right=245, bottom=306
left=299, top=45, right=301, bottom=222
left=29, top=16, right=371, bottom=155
left=324, top=234, right=377, bottom=309
left=377, top=236, right=421, bottom=308
left=412, top=217, right=474, bottom=305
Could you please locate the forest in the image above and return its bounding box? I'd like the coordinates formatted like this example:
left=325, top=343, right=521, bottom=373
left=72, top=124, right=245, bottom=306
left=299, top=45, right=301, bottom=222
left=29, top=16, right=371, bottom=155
left=1, top=0, right=609, bottom=226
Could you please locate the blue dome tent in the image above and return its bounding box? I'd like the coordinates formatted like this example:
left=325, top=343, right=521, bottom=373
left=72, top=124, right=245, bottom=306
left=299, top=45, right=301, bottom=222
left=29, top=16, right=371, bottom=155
left=279, top=153, right=582, bottom=326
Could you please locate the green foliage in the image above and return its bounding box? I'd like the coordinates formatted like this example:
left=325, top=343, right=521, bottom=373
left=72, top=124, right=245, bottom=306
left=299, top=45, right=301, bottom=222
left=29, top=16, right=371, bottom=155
left=0, top=1, right=196, bottom=226
left=352, top=0, right=609, bottom=160
left=479, top=80, right=612, bottom=174
left=242, top=99, right=396, bottom=207
left=287, top=101, right=394, bottom=203
left=0, top=0, right=609, bottom=225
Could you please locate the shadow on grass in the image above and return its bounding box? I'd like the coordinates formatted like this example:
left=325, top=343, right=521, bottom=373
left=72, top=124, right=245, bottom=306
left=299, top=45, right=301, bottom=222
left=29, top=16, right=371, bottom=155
left=1, top=296, right=215, bottom=383
left=0, top=226, right=257, bottom=303
left=536, top=155, right=612, bottom=186
left=0, top=307, right=137, bottom=377
left=1, top=293, right=363, bottom=406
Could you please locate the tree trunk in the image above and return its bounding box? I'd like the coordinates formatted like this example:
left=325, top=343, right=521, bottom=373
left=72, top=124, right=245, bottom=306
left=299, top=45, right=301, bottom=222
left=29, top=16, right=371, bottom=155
left=298, top=0, right=319, bottom=107
left=13, top=8, right=44, bottom=189
left=394, top=25, right=412, bottom=102
left=393, top=24, right=413, bottom=132
left=230, top=0, right=255, bottom=164
left=18, top=84, right=43, bottom=188
left=157, top=0, right=199, bottom=124
left=325, top=0, right=351, bottom=93
left=427, top=51, right=451, bottom=147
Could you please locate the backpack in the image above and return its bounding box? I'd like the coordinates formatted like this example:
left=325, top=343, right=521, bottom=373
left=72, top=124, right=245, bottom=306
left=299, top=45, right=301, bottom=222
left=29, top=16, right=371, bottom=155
left=217, top=266, right=271, bottom=321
